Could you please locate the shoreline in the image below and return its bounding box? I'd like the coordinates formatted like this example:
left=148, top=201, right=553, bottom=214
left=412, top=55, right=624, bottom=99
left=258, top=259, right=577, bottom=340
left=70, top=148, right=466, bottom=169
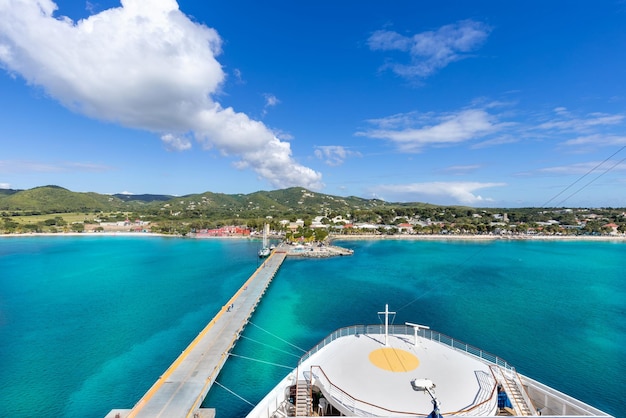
left=0, top=231, right=251, bottom=239
left=328, top=233, right=626, bottom=242
left=1, top=231, right=625, bottom=242
left=0, top=231, right=173, bottom=238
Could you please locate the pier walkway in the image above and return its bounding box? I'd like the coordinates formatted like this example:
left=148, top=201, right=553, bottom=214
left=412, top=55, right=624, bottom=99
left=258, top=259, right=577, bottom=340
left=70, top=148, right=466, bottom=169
left=107, top=248, right=287, bottom=418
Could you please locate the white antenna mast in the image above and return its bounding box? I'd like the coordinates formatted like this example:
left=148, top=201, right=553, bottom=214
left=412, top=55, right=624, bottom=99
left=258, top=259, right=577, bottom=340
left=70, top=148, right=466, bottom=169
left=378, top=304, right=396, bottom=347
left=405, top=322, right=430, bottom=346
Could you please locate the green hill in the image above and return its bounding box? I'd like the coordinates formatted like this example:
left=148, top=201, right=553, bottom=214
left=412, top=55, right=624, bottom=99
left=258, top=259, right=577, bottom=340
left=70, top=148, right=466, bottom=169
left=113, top=193, right=174, bottom=203
left=0, top=186, right=415, bottom=218
left=0, top=188, right=19, bottom=197
left=0, top=185, right=127, bottom=213
left=1, top=185, right=624, bottom=236
left=155, top=187, right=399, bottom=218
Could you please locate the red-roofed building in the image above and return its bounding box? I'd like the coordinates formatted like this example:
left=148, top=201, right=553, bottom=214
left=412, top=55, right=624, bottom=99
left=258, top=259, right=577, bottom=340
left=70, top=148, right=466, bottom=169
left=196, top=226, right=251, bottom=237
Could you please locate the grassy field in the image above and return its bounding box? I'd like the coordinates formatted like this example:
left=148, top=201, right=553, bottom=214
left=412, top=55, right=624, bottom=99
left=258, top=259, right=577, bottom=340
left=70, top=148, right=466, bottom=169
left=1, top=212, right=140, bottom=234
left=9, top=212, right=125, bottom=224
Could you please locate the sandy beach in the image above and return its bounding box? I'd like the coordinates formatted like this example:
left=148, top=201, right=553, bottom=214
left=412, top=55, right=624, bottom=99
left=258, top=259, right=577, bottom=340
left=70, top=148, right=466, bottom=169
left=328, top=233, right=626, bottom=242
left=2, top=231, right=625, bottom=242
left=0, top=231, right=172, bottom=238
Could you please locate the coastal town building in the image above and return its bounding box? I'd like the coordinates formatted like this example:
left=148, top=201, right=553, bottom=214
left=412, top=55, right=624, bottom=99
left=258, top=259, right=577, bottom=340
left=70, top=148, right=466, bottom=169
left=195, top=226, right=250, bottom=237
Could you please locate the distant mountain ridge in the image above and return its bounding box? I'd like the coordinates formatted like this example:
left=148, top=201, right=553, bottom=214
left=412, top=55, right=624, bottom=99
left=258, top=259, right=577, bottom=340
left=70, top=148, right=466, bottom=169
left=0, top=185, right=422, bottom=215
left=113, top=193, right=174, bottom=203
left=0, top=188, right=19, bottom=197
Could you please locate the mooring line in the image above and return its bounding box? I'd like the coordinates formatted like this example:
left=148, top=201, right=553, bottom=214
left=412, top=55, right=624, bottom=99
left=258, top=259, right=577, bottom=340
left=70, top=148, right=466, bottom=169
left=214, top=380, right=255, bottom=407
left=239, top=335, right=302, bottom=358
left=248, top=321, right=307, bottom=353
left=228, top=353, right=294, bottom=370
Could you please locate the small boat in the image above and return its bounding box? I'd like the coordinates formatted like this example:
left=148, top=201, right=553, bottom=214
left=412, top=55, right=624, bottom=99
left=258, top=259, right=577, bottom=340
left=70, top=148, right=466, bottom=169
left=246, top=305, right=613, bottom=417
left=258, top=223, right=271, bottom=258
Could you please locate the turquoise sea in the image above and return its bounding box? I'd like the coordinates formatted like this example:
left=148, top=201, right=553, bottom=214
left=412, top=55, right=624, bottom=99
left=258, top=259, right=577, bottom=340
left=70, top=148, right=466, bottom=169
left=0, top=236, right=624, bottom=417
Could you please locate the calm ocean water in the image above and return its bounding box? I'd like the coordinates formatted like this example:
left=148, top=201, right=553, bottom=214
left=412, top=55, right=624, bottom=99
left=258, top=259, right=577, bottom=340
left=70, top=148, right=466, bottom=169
left=0, top=236, right=624, bottom=417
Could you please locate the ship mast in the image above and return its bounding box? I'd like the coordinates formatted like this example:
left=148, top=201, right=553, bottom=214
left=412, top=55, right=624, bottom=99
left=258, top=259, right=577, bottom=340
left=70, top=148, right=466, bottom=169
left=262, top=223, right=267, bottom=248
left=378, top=304, right=396, bottom=347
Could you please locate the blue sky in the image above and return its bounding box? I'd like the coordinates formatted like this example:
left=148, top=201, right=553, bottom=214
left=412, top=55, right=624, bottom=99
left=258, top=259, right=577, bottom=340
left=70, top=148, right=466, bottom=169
left=1, top=0, right=626, bottom=207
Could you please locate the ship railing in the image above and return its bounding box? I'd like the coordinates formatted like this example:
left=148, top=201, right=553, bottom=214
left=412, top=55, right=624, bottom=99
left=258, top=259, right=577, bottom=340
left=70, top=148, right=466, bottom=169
left=298, top=324, right=514, bottom=374
left=310, top=364, right=499, bottom=417
left=296, top=325, right=614, bottom=418
left=418, top=327, right=514, bottom=371
left=298, top=325, right=367, bottom=365
left=246, top=374, right=296, bottom=418
left=311, top=365, right=418, bottom=416
left=519, top=374, right=613, bottom=417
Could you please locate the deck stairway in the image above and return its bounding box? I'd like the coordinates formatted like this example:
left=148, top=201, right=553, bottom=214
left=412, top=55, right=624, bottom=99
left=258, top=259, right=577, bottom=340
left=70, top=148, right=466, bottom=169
left=492, top=366, right=534, bottom=416
left=294, top=379, right=311, bottom=416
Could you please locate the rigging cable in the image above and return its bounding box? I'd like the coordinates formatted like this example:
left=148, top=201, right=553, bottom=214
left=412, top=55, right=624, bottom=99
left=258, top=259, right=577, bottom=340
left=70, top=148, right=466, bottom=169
left=397, top=241, right=494, bottom=313
left=248, top=321, right=308, bottom=353
left=540, top=145, right=626, bottom=207
left=239, top=335, right=302, bottom=359
left=214, top=326, right=301, bottom=408
left=396, top=287, right=436, bottom=313
left=227, top=353, right=294, bottom=370
left=213, top=380, right=255, bottom=407
left=554, top=155, right=626, bottom=207
left=398, top=146, right=626, bottom=314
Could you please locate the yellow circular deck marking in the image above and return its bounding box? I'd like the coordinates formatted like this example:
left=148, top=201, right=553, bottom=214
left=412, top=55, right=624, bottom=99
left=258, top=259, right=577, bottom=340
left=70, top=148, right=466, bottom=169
left=369, top=348, right=419, bottom=372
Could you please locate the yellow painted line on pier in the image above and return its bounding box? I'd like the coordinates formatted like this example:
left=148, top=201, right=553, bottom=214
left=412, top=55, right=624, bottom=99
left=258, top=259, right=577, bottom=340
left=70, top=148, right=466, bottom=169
left=128, top=253, right=278, bottom=418
left=186, top=321, right=244, bottom=417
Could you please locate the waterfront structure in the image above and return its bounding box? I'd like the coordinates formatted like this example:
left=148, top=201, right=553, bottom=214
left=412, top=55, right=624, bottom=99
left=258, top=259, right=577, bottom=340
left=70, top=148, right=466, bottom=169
left=107, top=249, right=287, bottom=418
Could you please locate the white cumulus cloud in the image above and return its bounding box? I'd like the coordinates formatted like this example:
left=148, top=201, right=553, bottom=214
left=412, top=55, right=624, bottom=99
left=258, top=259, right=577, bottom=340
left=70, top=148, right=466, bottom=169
left=563, top=134, right=626, bottom=147
left=368, top=20, right=491, bottom=79
left=372, top=181, right=505, bottom=205
left=161, top=133, right=192, bottom=151
left=537, top=109, right=624, bottom=133
left=264, top=94, right=280, bottom=108
left=535, top=160, right=626, bottom=175
left=314, top=146, right=362, bottom=166
left=0, top=0, right=322, bottom=189
left=358, top=109, right=503, bottom=152
left=262, top=93, right=280, bottom=116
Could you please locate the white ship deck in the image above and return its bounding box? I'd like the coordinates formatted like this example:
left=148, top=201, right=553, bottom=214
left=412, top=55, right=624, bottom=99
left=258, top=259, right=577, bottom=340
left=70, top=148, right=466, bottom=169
left=246, top=308, right=613, bottom=418
left=299, top=332, right=497, bottom=416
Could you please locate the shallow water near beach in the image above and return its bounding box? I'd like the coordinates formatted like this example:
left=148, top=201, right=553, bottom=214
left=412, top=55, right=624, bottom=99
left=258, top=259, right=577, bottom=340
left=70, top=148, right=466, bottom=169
left=0, top=236, right=624, bottom=417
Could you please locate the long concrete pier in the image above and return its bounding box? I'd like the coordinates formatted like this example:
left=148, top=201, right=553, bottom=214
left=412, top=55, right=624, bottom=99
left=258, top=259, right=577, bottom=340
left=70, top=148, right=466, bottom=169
left=107, top=248, right=287, bottom=418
